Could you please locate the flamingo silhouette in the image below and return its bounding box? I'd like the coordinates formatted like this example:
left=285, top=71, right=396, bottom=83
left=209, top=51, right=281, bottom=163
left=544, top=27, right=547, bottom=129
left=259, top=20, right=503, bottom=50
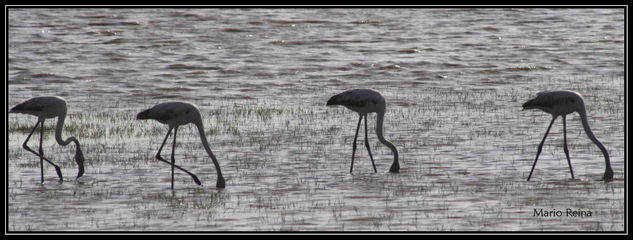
left=327, top=89, right=399, bottom=173
left=137, top=101, right=225, bottom=189
left=10, top=96, right=85, bottom=183
left=522, top=90, right=613, bottom=181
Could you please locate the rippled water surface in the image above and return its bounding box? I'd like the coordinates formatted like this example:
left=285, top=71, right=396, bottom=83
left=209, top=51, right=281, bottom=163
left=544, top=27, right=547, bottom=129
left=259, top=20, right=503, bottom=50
left=7, top=8, right=625, bottom=231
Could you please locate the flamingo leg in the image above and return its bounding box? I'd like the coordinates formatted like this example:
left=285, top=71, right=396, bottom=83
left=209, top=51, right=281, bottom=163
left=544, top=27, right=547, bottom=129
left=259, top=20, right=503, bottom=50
left=562, top=116, right=574, bottom=179
left=39, top=120, right=44, bottom=182
left=21, top=119, right=63, bottom=183
left=364, top=114, right=377, bottom=173
left=155, top=127, right=202, bottom=187
left=155, top=127, right=172, bottom=159
left=170, top=126, right=178, bottom=189
left=527, top=116, right=557, bottom=181
left=350, top=115, right=363, bottom=173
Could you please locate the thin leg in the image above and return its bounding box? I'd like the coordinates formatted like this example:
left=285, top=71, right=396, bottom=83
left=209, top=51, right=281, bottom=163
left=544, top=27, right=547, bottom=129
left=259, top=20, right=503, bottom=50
left=562, top=116, right=574, bottom=179
left=39, top=120, right=44, bottom=183
left=21, top=120, right=63, bottom=182
left=170, top=127, right=178, bottom=189
left=156, top=127, right=172, bottom=160
left=527, top=116, right=557, bottom=181
left=350, top=115, right=363, bottom=173
left=155, top=128, right=202, bottom=186
left=364, top=114, right=377, bottom=173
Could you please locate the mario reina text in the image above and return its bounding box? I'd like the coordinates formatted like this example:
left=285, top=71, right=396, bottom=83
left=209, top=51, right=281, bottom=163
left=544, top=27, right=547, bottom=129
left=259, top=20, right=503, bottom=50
left=533, top=208, right=593, bottom=218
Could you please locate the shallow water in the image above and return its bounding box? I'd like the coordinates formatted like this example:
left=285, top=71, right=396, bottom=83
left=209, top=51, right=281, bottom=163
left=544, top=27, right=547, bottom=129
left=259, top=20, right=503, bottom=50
left=7, top=8, right=625, bottom=231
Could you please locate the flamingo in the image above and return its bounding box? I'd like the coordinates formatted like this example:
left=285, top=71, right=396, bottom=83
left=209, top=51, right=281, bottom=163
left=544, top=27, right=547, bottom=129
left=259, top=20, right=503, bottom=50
left=9, top=96, right=85, bottom=183
left=137, top=101, right=225, bottom=189
left=326, top=89, right=399, bottom=173
left=522, top=90, right=613, bottom=181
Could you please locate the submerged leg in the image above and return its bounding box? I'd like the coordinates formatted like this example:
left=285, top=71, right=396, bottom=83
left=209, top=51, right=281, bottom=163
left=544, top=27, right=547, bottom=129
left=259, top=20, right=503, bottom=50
left=170, top=127, right=178, bottom=189
left=39, top=120, right=45, bottom=182
left=21, top=120, right=63, bottom=183
left=527, top=116, right=557, bottom=181
left=364, top=114, right=377, bottom=173
left=562, top=116, right=574, bottom=180
left=155, top=127, right=202, bottom=187
left=350, top=115, right=363, bottom=173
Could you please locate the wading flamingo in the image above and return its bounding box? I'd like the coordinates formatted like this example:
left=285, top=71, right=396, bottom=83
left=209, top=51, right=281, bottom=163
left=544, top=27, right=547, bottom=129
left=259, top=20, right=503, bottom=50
left=9, top=96, right=85, bottom=183
left=327, top=89, right=399, bottom=173
left=522, top=90, right=613, bottom=181
left=137, top=101, right=225, bottom=189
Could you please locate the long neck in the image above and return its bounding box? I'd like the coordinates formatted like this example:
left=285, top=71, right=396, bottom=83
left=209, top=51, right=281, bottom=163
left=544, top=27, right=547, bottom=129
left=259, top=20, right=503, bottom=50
left=55, top=111, right=85, bottom=177
left=55, top=112, right=75, bottom=146
left=578, top=107, right=611, bottom=170
left=194, top=118, right=223, bottom=177
left=376, top=109, right=398, bottom=163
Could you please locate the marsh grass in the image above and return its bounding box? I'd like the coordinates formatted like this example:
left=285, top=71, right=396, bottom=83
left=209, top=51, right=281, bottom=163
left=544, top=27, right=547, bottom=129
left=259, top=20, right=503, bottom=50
left=7, top=74, right=625, bottom=231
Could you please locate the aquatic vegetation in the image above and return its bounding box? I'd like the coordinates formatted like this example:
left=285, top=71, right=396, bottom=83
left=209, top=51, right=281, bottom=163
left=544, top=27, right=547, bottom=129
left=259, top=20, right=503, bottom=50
left=7, top=8, right=624, bottom=232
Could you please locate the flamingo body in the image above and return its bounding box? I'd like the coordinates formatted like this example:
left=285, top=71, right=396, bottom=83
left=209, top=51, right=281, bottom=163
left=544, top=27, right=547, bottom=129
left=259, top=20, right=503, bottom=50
left=137, top=101, right=225, bottom=189
left=523, top=90, right=613, bottom=181
left=327, top=89, right=385, bottom=114
left=522, top=90, right=582, bottom=116
left=10, top=96, right=85, bottom=182
left=327, top=89, right=399, bottom=173
left=137, top=102, right=199, bottom=127
left=11, top=96, right=67, bottom=119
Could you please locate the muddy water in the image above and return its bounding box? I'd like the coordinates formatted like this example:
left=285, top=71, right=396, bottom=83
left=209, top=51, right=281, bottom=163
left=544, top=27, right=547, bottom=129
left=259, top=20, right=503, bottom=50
left=8, top=8, right=624, bottom=231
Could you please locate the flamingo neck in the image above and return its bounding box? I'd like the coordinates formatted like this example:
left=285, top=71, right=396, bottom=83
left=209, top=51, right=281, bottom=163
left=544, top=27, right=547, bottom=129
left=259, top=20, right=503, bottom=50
left=194, top=118, right=223, bottom=177
left=54, top=111, right=85, bottom=177
left=55, top=113, right=76, bottom=146
left=376, top=110, right=398, bottom=163
left=577, top=108, right=611, bottom=170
